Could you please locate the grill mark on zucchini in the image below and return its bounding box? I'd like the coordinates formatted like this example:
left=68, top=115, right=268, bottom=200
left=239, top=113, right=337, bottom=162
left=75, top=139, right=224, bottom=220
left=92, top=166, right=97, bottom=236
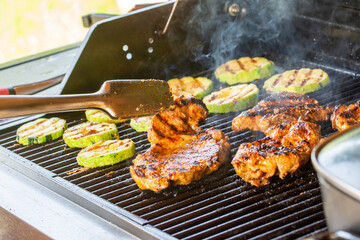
left=216, top=57, right=274, bottom=85
left=318, top=73, right=324, bottom=84
left=203, top=84, right=259, bottom=113
left=63, top=122, right=118, bottom=148
left=264, top=68, right=330, bottom=94
left=16, top=118, right=67, bottom=145
left=272, top=74, right=283, bottom=87
left=232, top=86, right=254, bottom=103
left=217, top=85, right=253, bottom=105
left=251, top=58, right=259, bottom=67
left=300, top=69, right=313, bottom=86
left=168, top=77, right=213, bottom=99
left=217, top=89, right=239, bottom=104
left=178, top=77, right=186, bottom=91
left=20, top=118, right=63, bottom=138
left=286, top=70, right=298, bottom=87
left=194, top=78, right=205, bottom=90
left=77, top=139, right=135, bottom=168
left=224, top=64, right=233, bottom=74
left=236, top=59, right=245, bottom=71
left=64, top=122, right=112, bottom=139
left=89, top=140, right=119, bottom=151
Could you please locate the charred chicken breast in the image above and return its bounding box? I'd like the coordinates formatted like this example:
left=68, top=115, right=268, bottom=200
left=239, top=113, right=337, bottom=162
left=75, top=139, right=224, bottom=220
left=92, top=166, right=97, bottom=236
left=131, top=129, right=230, bottom=192
left=130, top=95, right=231, bottom=192
left=331, top=100, right=360, bottom=132
left=232, top=121, right=321, bottom=187
left=147, top=96, right=208, bottom=149
left=232, top=92, right=330, bottom=132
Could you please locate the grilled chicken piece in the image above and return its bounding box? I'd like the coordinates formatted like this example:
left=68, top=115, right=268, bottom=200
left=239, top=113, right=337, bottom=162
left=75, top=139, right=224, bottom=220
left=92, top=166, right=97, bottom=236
left=148, top=95, right=208, bottom=149
left=232, top=121, right=321, bottom=187
left=331, top=100, right=360, bottom=131
left=131, top=95, right=231, bottom=192
left=131, top=129, right=231, bottom=192
left=232, top=92, right=330, bottom=132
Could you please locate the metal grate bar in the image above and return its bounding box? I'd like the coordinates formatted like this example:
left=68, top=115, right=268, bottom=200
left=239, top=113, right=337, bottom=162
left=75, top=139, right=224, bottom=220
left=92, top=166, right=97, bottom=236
left=168, top=176, right=319, bottom=238
left=268, top=216, right=326, bottom=240
left=124, top=170, right=238, bottom=212
left=201, top=202, right=324, bottom=240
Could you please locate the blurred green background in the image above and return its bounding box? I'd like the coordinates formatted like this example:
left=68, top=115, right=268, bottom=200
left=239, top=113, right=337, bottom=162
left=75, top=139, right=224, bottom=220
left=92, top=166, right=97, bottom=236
left=0, top=0, right=120, bottom=64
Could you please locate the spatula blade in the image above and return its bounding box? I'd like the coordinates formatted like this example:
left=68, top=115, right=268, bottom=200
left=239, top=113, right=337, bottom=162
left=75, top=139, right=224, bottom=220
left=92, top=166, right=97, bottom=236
left=99, top=79, right=173, bottom=119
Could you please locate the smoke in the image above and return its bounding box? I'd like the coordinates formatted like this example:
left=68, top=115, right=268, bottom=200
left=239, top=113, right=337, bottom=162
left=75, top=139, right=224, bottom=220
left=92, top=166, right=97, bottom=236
left=169, top=0, right=313, bottom=72
left=166, top=0, right=359, bottom=80
left=189, top=0, right=298, bottom=67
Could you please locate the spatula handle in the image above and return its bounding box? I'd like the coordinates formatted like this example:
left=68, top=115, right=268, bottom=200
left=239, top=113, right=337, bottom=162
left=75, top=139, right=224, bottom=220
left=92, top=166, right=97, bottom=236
left=0, top=94, right=102, bottom=119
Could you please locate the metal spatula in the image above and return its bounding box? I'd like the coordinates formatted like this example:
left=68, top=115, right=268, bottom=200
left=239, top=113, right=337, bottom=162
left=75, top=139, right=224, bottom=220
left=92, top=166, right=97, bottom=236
left=0, top=79, right=173, bottom=119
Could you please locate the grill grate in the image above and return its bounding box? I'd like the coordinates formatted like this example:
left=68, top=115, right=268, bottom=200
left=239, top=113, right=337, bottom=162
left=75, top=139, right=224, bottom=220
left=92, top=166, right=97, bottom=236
left=0, top=60, right=359, bottom=239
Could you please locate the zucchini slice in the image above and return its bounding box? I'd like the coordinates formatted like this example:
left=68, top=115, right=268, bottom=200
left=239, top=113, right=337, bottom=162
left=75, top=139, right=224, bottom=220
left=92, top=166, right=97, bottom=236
left=63, top=122, right=118, bottom=148
left=168, top=76, right=213, bottom=99
left=203, top=84, right=259, bottom=113
left=85, top=110, right=127, bottom=124
left=215, top=57, right=275, bottom=85
left=263, top=68, right=330, bottom=94
left=130, top=115, right=152, bottom=132
left=77, top=139, right=135, bottom=168
left=16, top=117, right=67, bottom=145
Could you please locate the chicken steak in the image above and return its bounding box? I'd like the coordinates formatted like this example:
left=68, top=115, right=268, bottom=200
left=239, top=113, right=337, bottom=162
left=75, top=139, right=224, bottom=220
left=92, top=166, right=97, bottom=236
left=331, top=100, right=360, bottom=132
left=232, top=92, right=330, bottom=133
left=232, top=121, right=321, bottom=187
left=130, top=95, right=231, bottom=192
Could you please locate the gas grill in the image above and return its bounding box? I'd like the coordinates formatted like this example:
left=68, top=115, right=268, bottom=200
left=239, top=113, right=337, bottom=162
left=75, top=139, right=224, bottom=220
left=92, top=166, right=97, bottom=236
left=0, top=0, right=359, bottom=239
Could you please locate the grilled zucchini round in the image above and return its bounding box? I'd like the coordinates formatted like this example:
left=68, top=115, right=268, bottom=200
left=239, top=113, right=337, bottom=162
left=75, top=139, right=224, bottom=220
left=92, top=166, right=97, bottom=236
left=16, top=117, right=67, bottom=145
left=130, top=115, right=152, bottom=132
left=85, top=110, right=127, bottom=124
left=63, top=122, right=118, bottom=148
left=77, top=139, right=135, bottom=168
left=168, top=76, right=213, bottom=99
left=203, top=84, right=259, bottom=113
left=263, top=68, right=330, bottom=94
left=215, top=57, right=275, bottom=85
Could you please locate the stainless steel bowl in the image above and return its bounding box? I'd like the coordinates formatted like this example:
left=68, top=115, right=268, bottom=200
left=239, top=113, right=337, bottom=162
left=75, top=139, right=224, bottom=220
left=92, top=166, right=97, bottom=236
left=312, top=124, right=360, bottom=234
